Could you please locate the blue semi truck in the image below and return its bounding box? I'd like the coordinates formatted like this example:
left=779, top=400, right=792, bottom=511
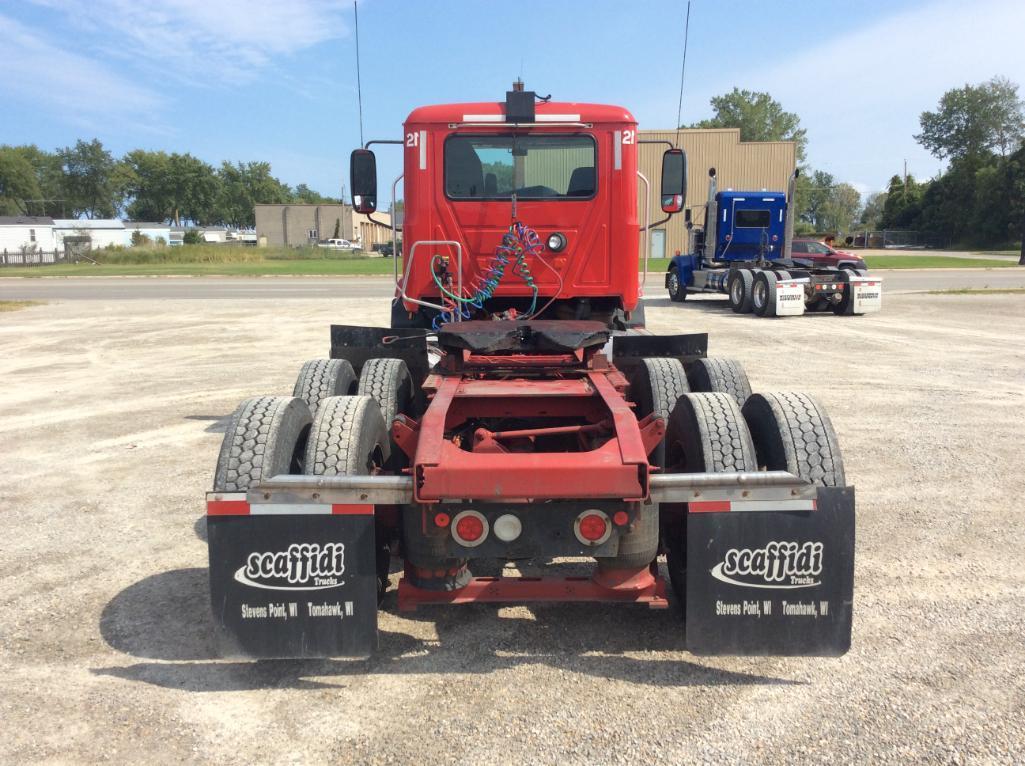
left=665, top=169, right=882, bottom=317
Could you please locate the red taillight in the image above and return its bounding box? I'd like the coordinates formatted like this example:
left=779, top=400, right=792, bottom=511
left=575, top=510, right=612, bottom=545
left=613, top=511, right=629, bottom=526
left=456, top=515, right=484, bottom=541
left=451, top=510, right=488, bottom=547
left=579, top=515, right=606, bottom=541
left=434, top=512, right=450, bottom=528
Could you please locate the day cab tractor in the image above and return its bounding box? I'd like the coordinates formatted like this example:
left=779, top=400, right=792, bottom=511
left=665, top=169, right=883, bottom=317
left=205, top=85, right=855, bottom=660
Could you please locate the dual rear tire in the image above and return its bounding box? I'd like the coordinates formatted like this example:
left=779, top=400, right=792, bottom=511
left=657, top=387, right=846, bottom=613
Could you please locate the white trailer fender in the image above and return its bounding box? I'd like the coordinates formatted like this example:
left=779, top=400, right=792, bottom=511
left=846, top=276, right=883, bottom=314
left=775, top=277, right=808, bottom=316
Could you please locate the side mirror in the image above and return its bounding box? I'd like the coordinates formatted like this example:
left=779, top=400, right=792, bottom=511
left=660, top=148, right=687, bottom=214
left=350, top=149, right=377, bottom=214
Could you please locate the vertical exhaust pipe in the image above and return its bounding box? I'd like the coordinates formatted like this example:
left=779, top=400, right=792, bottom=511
left=782, top=168, right=799, bottom=261
left=704, top=167, right=718, bottom=261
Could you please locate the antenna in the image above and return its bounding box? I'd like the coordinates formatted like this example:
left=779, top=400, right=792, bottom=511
left=675, top=1, right=692, bottom=147
left=354, top=0, right=366, bottom=148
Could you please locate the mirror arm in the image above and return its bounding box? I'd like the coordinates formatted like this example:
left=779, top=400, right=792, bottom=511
left=647, top=214, right=672, bottom=231
left=366, top=212, right=395, bottom=230
left=639, top=139, right=676, bottom=149
left=364, top=139, right=403, bottom=150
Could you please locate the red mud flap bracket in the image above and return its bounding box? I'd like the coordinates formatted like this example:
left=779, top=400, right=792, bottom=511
left=206, top=492, right=380, bottom=659
left=684, top=485, right=855, bottom=656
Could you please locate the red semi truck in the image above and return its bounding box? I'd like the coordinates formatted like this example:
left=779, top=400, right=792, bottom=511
left=206, top=86, right=855, bottom=659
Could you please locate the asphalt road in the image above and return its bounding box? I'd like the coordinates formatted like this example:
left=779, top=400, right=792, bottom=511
left=2, top=268, right=1024, bottom=301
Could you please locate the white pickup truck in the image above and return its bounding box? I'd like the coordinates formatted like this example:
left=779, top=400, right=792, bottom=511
left=317, top=238, right=357, bottom=250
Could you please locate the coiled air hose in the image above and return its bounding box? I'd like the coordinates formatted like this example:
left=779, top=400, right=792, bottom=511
left=431, top=221, right=541, bottom=328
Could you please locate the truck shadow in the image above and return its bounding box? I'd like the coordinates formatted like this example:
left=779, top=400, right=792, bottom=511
left=93, top=567, right=802, bottom=692
left=644, top=296, right=837, bottom=319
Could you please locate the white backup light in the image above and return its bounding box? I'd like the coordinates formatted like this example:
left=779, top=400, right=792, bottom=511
left=493, top=514, right=523, bottom=542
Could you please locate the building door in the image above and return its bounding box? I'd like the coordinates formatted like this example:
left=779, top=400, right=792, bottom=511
left=650, top=229, right=666, bottom=261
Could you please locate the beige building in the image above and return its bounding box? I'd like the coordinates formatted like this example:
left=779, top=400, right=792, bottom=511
left=254, top=204, right=393, bottom=249
left=639, top=129, right=796, bottom=259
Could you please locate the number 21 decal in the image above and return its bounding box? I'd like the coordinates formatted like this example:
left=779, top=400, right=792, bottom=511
left=406, top=133, right=418, bottom=147
left=622, top=129, right=635, bottom=145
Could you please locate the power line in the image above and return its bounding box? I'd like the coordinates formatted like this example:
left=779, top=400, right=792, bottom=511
left=675, top=1, right=692, bottom=147
left=354, top=0, right=365, bottom=147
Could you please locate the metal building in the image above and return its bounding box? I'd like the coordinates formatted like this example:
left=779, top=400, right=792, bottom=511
left=254, top=204, right=393, bottom=248
left=638, top=129, right=796, bottom=260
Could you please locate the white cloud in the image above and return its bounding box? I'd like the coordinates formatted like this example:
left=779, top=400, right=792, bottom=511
left=28, top=0, right=350, bottom=84
left=644, top=0, right=1025, bottom=193
left=0, top=13, right=163, bottom=129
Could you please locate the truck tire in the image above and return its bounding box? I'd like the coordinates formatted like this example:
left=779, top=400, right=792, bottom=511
left=686, top=357, right=753, bottom=407
left=663, top=392, right=758, bottom=613
left=752, top=271, right=779, bottom=317
left=727, top=269, right=754, bottom=313
left=293, top=358, right=357, bottom=414
left=742, top=391, right=846, bottom=487
left=630, top=357, right=690, bottom=470
left=667, top=266, right=687, bottom=302
left=213, top=396, right=312, bottom=492
left=304, top=395, right=392, bottom=596
left=831, top=284, right=854, bottom=315
left=303, top=395, right=390, bottom=476
left=357, top=358, right=413, bottom=431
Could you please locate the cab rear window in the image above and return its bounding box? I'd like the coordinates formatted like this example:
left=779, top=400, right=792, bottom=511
left=734, top=209, right=771, bottom=228
left=445, top=135, right=596, bottom=200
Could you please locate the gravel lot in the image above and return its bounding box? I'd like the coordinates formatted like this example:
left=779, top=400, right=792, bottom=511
left=1, top=291, right=1023, bottom=764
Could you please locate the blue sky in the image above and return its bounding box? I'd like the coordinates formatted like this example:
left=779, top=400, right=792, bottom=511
left=3, top=0, right=1024, bottom=200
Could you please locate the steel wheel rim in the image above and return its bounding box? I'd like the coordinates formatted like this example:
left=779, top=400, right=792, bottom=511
left=753, top=281, right=766, bottom=308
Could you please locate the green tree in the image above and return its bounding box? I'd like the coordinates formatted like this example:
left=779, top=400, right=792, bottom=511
left=58, top=139, right=127, bottom=218
left=794, top=169, right=834, bottom=229
left=215, top=161, right=292, bottom=228
left=688, top=88, right=808, bottom=162
left=123, top=149, right=173, bottom=222
left=293, top=183, right=338, bottom=204
left=820, top=183, right=862, bottom=234
left=170, top=153, right=220, bottom=225
left=916, top=76, right=1025, bottom=160
left=859, top=192, right=887, bottom=228
left=0, top=147, right=42, bottom=215
left=881, top=174, right=926, bottom=229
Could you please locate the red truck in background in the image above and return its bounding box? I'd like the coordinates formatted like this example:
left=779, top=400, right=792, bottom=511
left=791, top=238, right=867, bottom=272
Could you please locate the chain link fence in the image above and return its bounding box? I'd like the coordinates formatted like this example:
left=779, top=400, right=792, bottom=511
left=847, top=230, right=948, bottom=249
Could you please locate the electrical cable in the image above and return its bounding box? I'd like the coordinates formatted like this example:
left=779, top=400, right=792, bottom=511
left=523, top=248, right=564, bottom=320
left=430, top=222, right=541, bottom=326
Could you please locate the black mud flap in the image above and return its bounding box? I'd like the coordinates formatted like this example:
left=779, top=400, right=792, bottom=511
left=208, top=514, right=378, bottom=659
left=685, top=487, right=855, bottom=656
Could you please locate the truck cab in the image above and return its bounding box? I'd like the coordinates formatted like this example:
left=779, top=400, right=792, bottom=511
left=350, top=86, right=685, bottom=329
left=704, top=191, right=787, bottom=262
left=670, top=190, right=787, bottom=288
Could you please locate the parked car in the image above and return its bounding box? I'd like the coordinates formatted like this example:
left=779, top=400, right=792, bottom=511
left=791, top=239, right=867, bottom=271
left=318, top=238, right=355, bottom=250
left=378, top=240, right=401, bottom=257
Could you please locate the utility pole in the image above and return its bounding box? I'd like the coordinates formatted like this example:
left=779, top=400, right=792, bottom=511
left=1019, top=208, right=1024, bottom=265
